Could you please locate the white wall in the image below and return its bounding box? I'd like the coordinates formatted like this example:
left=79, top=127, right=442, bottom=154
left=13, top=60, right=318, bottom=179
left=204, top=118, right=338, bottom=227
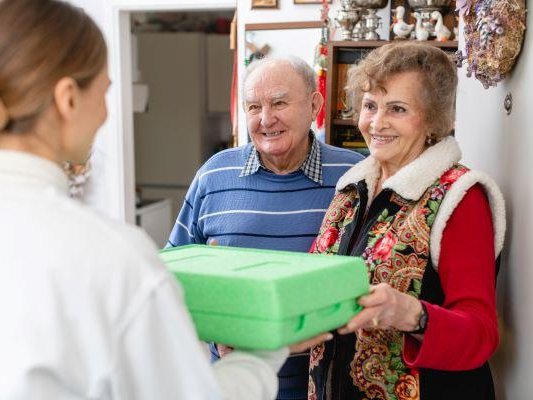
left=455, top=11, right=533, bottom=400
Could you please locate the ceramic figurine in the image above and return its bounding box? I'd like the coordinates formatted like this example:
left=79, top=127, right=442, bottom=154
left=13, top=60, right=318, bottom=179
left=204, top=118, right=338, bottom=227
left=392, top=6, right=414, bottom=40
left=413, top=12, right=429, bottom=41
left=431, top=10, right=451, bottom=41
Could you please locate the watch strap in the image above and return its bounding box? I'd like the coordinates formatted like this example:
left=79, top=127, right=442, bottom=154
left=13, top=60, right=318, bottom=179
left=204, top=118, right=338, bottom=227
left=408, top=301, right=428, bottom=335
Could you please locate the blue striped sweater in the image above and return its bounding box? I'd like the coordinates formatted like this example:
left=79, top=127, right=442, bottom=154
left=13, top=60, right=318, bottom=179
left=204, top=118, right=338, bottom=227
left=168, top=142, right=363, bottom=251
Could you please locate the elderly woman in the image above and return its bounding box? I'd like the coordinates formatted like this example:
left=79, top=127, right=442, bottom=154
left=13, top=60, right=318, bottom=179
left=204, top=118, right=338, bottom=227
left=308, top=43, right=505, bottom=400
left=0, top=1, right=333, bottom=398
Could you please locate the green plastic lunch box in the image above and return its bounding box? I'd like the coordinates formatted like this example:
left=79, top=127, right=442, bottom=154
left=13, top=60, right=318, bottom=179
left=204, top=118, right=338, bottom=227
left=160, top=244, right=368, bottom=350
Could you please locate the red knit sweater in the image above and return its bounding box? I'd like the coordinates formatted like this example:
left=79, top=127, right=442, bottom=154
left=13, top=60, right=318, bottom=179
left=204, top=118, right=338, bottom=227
left=403, top=184, right=499, bottom=370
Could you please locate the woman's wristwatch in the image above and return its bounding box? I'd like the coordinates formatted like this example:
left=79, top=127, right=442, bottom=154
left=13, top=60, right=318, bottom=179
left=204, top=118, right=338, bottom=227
left=408, top=302, right=428, bottom=335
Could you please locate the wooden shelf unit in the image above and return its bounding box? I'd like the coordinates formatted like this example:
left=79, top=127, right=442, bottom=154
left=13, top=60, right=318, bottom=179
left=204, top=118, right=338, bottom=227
left=325, top=40, right=458, bottom=155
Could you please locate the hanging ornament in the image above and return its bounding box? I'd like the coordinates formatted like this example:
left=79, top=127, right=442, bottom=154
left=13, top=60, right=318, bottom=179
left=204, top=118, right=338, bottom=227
left=230, top=11, right=239, bottom=146
left=457, top=0, right=526, bottom=89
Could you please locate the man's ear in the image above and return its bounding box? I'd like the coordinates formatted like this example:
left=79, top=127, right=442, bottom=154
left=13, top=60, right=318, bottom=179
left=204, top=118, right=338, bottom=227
left=311, top=91, right=324, bottom=120
left=53, top=77, right=79, bottom=121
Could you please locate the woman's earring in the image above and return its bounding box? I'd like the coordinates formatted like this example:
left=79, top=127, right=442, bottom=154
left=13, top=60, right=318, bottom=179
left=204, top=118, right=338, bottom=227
left=426, top=134, right=435, bottom=146
left=63, top=160, right=91, bottom=198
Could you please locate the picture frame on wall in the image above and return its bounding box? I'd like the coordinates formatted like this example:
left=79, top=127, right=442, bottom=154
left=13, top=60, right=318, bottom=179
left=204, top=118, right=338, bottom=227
left=251, top=0, right=278, bottom=9
left=294, top=0, right=332, bottom=4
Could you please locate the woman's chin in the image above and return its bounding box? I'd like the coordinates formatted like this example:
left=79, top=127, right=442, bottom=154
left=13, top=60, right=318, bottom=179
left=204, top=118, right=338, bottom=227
left=369, top=147, right=388, bottom=160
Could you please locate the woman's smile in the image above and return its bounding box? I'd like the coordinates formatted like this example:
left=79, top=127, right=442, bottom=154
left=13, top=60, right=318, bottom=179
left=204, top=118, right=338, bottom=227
left=369, top=134, right=398, bottom=145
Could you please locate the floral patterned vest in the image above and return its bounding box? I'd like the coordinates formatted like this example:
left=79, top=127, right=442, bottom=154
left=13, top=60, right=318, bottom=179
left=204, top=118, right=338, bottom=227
left=308, top=164, right=469, bottom=400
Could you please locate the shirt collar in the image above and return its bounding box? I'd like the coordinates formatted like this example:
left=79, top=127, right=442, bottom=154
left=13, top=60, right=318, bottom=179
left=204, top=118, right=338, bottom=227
left=240, top=131, right=323, bottom=184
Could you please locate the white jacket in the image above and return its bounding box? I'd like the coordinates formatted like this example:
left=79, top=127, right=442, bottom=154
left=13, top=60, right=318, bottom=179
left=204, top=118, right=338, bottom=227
left=0, top=150, right=287, bottom=400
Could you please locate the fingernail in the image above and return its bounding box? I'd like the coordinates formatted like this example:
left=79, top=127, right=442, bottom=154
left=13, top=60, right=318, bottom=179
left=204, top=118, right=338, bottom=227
left=338, top=328, right=347, bottom=335
left=325, top=333, right=334, bottom=341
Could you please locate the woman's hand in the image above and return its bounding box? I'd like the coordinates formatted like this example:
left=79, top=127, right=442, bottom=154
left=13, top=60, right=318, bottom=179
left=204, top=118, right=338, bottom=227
left=338, top=283, right=423, bottom=334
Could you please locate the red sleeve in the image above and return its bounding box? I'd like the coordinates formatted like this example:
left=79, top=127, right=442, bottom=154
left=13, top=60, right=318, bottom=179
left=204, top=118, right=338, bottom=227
left=403, top=184, right=499, bottom=370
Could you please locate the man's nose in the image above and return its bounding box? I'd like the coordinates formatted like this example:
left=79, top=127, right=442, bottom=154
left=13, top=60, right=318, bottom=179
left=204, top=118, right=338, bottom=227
left=260, top=106, right=277, bottom=128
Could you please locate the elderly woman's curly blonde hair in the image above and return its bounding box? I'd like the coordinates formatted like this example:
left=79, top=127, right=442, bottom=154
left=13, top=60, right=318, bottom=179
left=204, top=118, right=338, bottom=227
left=348, top=42, right=457, bottom=142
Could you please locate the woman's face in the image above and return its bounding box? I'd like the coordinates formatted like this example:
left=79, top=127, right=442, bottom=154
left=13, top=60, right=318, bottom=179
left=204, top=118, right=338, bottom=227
left=68, top=66, right=110, bottom=164
left=358, top=71, right=428, bottom=174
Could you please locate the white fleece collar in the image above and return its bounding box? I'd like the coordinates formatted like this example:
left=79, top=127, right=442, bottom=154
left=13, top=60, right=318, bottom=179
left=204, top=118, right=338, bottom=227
left=336, top=136, right=462, bottom=201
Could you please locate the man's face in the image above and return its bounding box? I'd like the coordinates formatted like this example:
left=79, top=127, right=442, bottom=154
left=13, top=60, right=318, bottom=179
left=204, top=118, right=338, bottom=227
left=243, top=63, right=322, bottom=169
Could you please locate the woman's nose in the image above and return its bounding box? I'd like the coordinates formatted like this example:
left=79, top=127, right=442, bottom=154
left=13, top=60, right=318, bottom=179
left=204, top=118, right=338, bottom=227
left=371, top=109, right=390, bottom=131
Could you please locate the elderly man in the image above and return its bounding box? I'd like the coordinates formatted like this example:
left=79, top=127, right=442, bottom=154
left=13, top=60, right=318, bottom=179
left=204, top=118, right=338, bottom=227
left=167, top=56, right=363, bottom=400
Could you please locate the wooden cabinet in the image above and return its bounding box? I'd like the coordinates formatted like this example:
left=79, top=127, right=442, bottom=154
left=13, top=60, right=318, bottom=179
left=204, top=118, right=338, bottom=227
left=325, top=40, right=458, bottom=155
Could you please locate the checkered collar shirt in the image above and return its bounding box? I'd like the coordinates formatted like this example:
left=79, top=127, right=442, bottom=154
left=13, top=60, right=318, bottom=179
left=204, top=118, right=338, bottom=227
left=240, top=131, right=323, bottom=185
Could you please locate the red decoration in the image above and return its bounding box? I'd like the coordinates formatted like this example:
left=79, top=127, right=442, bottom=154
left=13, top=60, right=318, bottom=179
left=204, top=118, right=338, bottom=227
left=314, top=0, right=330, bottom=132
left=315, top=45, right=327, bottom=130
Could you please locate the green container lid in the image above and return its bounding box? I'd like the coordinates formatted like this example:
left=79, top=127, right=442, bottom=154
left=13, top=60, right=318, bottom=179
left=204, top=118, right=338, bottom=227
left=160, top=244, right=368, bottom=350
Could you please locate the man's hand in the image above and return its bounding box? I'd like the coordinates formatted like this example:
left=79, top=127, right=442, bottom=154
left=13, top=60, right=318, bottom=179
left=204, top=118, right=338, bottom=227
left=217, top=344, right=234, bottom=357
left=289, top=332, right=333, bottom=354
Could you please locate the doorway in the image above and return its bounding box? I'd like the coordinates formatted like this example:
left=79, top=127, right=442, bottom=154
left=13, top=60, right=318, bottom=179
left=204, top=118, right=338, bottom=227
left=131, top=10, right=234, bottom=247
left=106, top=1, right=235, bottom=243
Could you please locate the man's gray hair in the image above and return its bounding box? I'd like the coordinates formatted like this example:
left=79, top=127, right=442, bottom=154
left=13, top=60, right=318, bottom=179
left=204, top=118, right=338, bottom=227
left=242, top=56, right=317, bottom=97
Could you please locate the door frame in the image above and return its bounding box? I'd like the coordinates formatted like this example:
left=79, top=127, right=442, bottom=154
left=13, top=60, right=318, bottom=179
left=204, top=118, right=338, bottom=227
left=107, top=0, right=236, bottom=223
